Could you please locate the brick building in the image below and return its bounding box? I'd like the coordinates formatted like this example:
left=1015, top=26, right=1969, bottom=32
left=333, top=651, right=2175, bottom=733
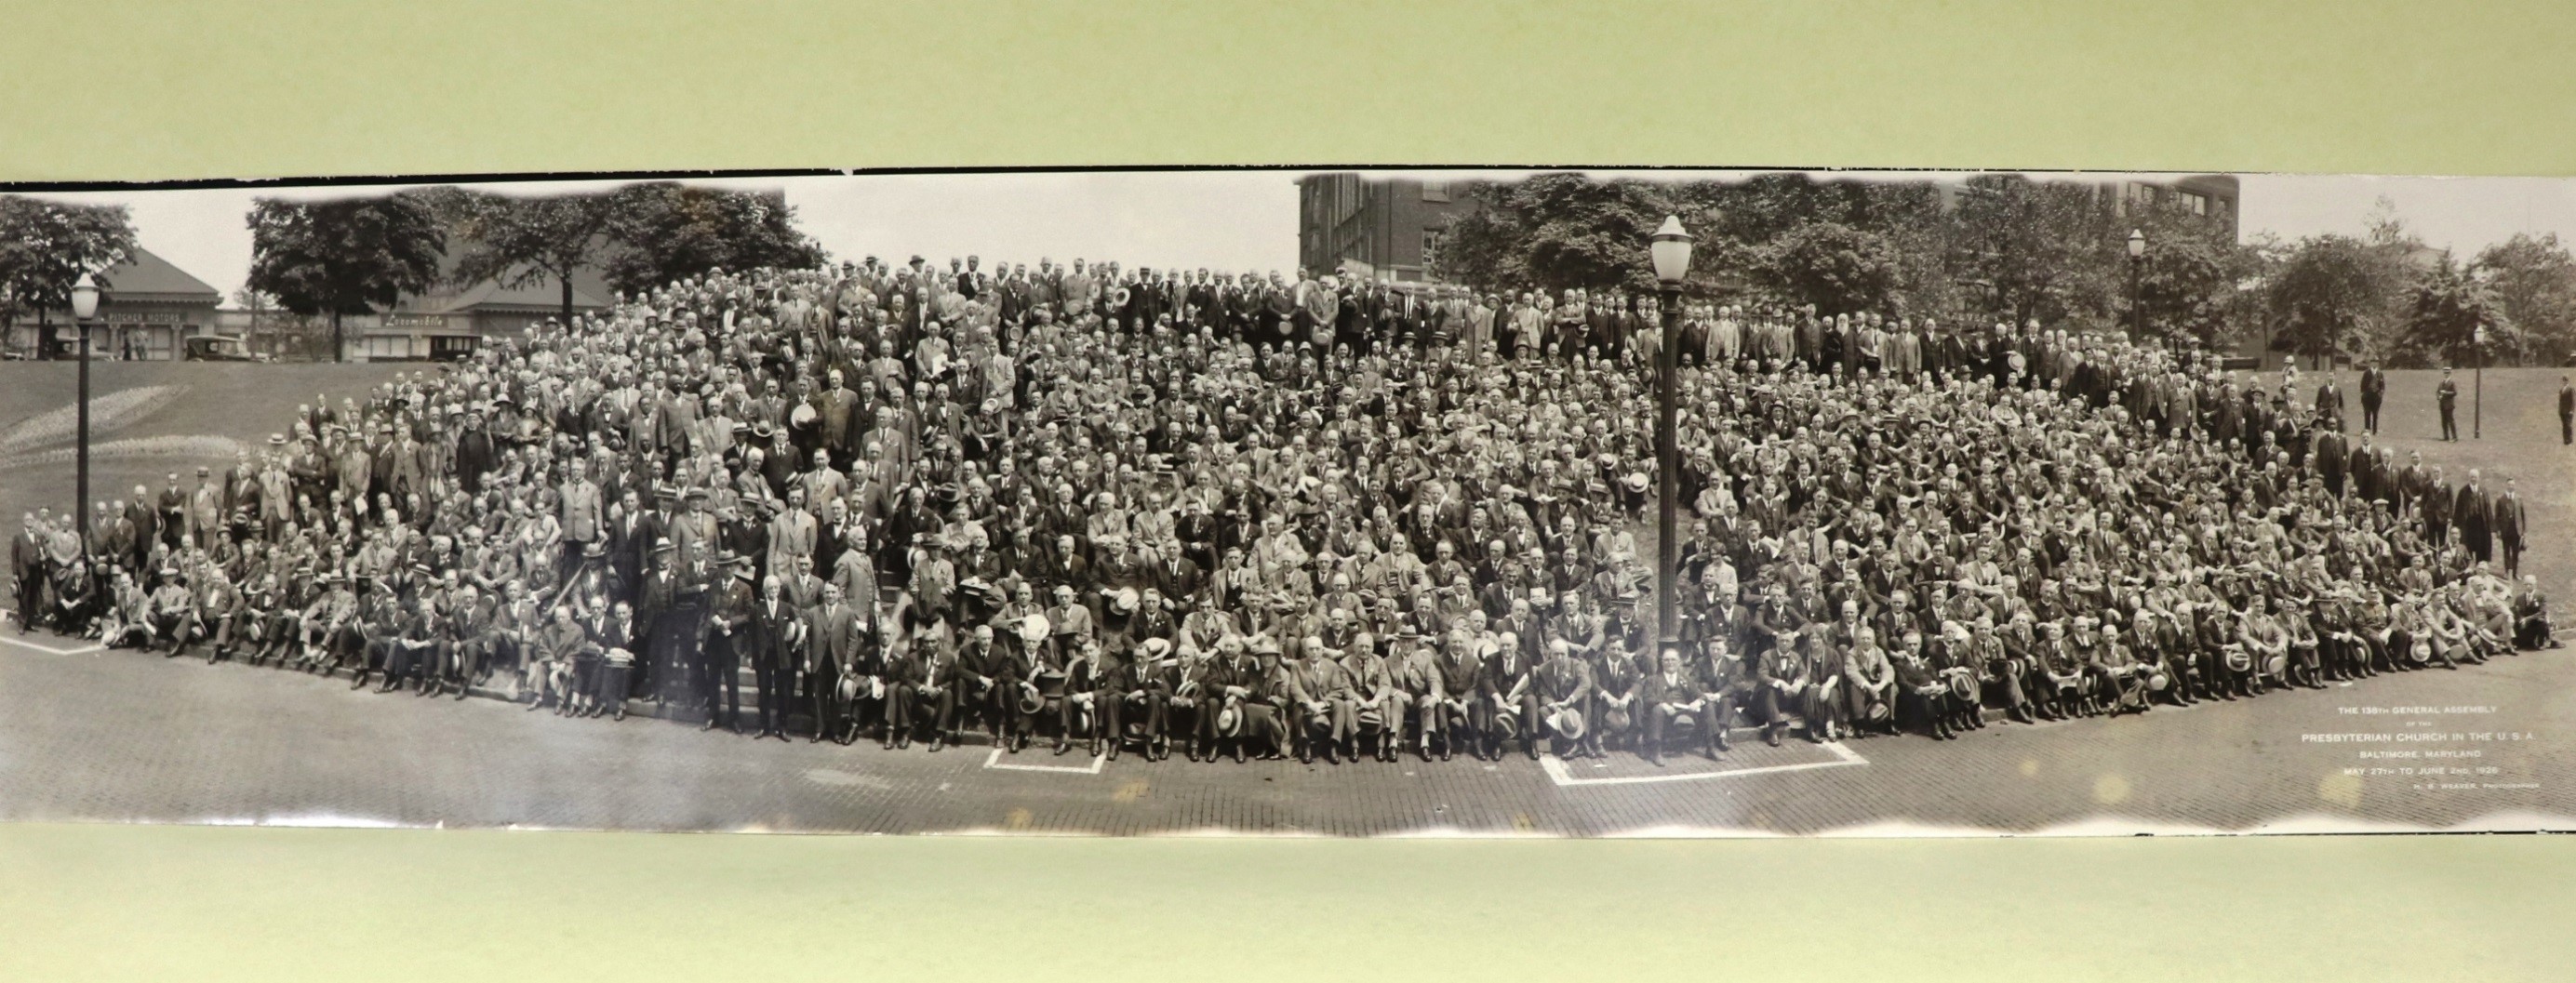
left=1295, top=174, right=1483, bottom=283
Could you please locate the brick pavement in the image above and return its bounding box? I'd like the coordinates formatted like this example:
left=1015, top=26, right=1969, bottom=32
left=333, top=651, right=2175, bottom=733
left=6, top=618, right=2569, bottom=834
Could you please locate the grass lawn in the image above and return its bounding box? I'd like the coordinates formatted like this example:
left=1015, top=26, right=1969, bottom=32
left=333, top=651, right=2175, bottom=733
left=0, top=361, right=415, bottom=529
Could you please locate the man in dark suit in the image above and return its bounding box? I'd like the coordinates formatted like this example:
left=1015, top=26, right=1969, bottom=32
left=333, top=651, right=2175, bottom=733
left=635, top=540, right=686, bottom=701
left=702, top=555, right=756, bottom=733
left=749, top=574, right=801, bottom=740
left=2455, top=471, right=2495, bottom=565
left=879, top=630, right=926, bottom=749
left=1639, top=646, right=1719, bottom=765
left=2421, top=465, right=2453, bottom=545
left=453, top=408, right=499, bottom=493
left=10, top=515, right=43, bottom=633
left=2358, top=364, right=2387, bottom=432
left=2436, top=368, right=2461, bottom=441
left=2313, top=425, right=2350, bottom=498
left=1150, top=539, right=1204, bottom=606
left=2559, top=376, right=2574, bottom=445
left=2495, top=478, right=2529, bottom=577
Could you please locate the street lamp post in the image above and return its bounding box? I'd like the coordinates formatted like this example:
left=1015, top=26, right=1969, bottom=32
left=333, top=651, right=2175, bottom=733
left=1648, top=216, right=1694, bottom=654
left=70, top=273, right=100, bottom=543
left=2474, top=321, right=2488, bottom=440
left=2126, top=229, right=2145, bottom=348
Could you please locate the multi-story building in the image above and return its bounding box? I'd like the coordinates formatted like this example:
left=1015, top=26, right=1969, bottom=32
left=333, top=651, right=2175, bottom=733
left=2104, top=174, right=2241, bottom=238
left=1295, top=174, right=1483, bottom=283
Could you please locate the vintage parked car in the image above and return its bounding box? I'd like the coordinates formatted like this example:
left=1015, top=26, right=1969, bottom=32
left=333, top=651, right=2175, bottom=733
left=182, top=335, right=267, bottom=362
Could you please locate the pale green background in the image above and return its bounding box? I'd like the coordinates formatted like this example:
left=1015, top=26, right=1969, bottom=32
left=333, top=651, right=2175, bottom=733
left=6, top=2, right=2576, bottom=979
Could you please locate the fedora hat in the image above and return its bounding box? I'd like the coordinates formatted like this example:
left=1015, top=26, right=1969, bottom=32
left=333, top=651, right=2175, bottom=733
left=1548, top=706, right=1585, bottom=741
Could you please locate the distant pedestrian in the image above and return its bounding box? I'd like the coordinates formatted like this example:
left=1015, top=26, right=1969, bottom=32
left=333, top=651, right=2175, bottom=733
left=2436, top=368, right=2460, bottom=441
left=2359, top=363, right=2387, bottom=432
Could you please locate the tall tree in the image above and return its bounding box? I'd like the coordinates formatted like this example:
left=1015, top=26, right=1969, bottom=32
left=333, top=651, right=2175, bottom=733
left=1753, top=221, right=1901, bottom=313
left=247, top=193, right=447, bottom=362
left=1433, top=174, right=1675, bottom=295
left=0, top=195, right=140, bottom=348
left=598, top=183, right=824, bottom=296
left=1945, top=174, right=2118, bottom=331
left=447, top=190, right=621, bottom=326
left=2265, top=234, right=2407, bottom=366
left=2397, top=254, right=2502, bottom=369
left=2129, top=202, right=2255, bottom=351
left=2471, top=232, right=2576, bottom=365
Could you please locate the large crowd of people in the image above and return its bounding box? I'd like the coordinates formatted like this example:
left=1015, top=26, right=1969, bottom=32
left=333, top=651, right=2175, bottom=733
left=7, top=255, right=2560, bottom=768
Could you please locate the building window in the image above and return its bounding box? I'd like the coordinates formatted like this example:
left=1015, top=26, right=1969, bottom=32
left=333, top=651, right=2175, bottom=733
left=1421, top=229, right=1447, bottom=278
left=1421, top=181, right=1449, bottom=203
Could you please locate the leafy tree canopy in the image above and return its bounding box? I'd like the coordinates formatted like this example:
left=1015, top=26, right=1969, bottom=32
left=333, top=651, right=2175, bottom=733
left=0, top=195, right=140, bottom=322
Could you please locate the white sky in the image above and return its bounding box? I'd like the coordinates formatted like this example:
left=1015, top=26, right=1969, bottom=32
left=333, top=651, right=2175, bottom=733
left=20, top=169, right=2576, bottom=306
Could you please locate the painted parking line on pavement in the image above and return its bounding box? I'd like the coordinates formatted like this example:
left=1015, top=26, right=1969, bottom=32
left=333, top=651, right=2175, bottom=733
left=982, top=746, right=1108, bottom=775
left=1539, top=740, right=1866, bottom=788
left=0, top=614, right=103, bottom=656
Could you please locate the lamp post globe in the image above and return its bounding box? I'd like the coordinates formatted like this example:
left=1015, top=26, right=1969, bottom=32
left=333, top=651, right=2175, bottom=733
left=1650, top=216, right=1695, bottom=285
left=71, top=272, right=100, bottom=319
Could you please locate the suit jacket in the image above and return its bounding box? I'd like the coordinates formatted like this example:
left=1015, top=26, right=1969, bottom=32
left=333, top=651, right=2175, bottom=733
left=767, top=509, right=820, bottom=578
left=751, top=596, right=803, bottom=667
left=1536, top=657, right=1594, bottom=703
left=1288, top=657, right=1352, bottom=705
left=1150, top=556, right=1205, bottom=604
left=1639, top=668, right=1703, bottom=705
left=560, top=480, right=605, bottom=543
left=2454, top=486, right=2493, bottom=539
left=807, top=601, right=868, bottom=672
left=2494, top=493, right=2529, bottom=548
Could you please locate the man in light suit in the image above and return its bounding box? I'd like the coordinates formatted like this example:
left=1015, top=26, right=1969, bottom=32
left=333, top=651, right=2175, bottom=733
left=559, top=468, right=605, bottom=583
left=805, top=582, right=869, bottom=743
left=1288, top=639, right=1355, bottom=764
left=767, top=486, right=820, bottom=581
left=187, top=467, right=224, bottom=551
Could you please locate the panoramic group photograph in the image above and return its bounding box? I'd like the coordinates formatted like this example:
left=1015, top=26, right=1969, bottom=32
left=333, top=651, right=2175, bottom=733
left=3, top=167, right=2569, bottom=835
